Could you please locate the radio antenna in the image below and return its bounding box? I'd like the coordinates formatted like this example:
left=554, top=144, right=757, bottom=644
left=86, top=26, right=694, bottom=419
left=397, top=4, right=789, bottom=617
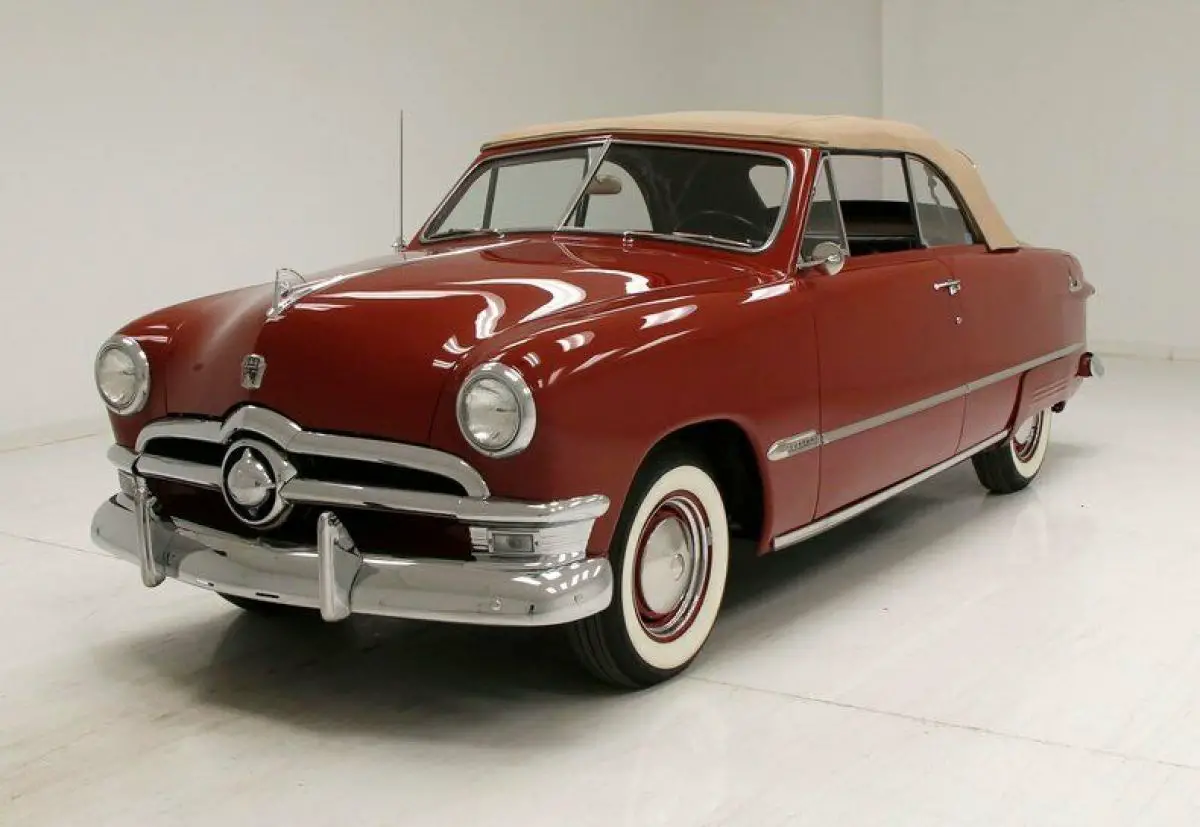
left=392, top=110, right=406, bottom=252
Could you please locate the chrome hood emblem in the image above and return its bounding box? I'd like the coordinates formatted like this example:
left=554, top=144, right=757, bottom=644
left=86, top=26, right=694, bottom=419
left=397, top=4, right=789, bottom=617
left=241, top=354, right=267, bottom=389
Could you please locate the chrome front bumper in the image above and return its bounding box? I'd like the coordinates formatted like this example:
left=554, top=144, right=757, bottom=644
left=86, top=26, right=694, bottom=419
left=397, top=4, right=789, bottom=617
left=92, top=492, right=613, bottom=625
left=93, top=406, right=614, bottom=626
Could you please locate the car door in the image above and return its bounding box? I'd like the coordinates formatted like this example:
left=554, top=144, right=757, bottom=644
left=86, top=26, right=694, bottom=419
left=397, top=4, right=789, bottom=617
left=903, top=155, right=1083, bottom=450
left=802, top=153, right=969, bottom=517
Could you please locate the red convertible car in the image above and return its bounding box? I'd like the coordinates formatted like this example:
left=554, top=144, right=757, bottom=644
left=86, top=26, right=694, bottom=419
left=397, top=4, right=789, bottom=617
left=91, top=112, right=1100, bottom=687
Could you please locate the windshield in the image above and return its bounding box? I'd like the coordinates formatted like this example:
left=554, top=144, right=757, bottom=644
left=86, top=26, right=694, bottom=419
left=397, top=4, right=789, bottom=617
left=423, top=140, right=791, bottom=251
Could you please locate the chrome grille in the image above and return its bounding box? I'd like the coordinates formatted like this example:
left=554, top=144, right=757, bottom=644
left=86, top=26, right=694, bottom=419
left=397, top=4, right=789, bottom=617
left=130, top=406, right=487, bottom=559
left=111, top=405, right=611, bottom=571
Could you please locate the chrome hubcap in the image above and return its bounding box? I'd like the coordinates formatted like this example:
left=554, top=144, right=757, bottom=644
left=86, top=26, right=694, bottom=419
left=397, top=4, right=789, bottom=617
left=1011, top=411, right=1045, bottom=463
left=639, top=518, right=694, bottom=614
left=634, top=493, right=711, bottom=641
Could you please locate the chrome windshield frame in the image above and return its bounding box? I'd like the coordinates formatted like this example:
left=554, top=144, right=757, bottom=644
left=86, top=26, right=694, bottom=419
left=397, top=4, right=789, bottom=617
left=418, top=137, right=796, bottom=255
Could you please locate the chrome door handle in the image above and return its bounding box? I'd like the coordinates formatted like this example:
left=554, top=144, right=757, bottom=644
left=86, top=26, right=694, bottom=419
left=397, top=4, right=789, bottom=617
left=934, top=279, right=962, bottom=296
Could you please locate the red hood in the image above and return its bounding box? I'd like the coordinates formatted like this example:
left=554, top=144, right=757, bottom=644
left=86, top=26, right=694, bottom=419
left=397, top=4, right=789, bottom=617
left=130, top=236, right=768, bottom=443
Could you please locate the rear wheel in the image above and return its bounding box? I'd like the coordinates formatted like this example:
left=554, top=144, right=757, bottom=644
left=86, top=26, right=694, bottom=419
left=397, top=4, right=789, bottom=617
left=972, top=409, right=1052, bottom=494
left=568, top=451, right=730, bottom=688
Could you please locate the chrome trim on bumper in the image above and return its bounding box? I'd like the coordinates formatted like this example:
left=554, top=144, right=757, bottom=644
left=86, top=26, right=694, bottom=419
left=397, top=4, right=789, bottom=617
left=278, top=477, right=608, bottom=526
left=91, top=495, right=613, bottom=626
left=107, top=444, right=137, bottom=474
left=137, top=455, right=223, bottom=489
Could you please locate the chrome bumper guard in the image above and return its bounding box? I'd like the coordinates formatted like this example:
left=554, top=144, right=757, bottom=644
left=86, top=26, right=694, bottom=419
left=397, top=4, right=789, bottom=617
left=94, top=407, right=613, bottom=626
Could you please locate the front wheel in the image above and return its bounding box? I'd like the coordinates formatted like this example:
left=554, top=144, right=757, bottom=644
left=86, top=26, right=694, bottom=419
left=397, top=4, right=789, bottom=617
left=568, top=451, right=730, bottom=688
left=972, top=409, right=1052, bottom=494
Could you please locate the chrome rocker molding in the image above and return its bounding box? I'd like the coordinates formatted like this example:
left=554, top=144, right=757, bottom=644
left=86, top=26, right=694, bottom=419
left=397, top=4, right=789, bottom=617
left=767, top=342, right=1084, bottom=462
left=94, top=406, right=613, bottom=625
left=772, top=431, right=1007, bottom=551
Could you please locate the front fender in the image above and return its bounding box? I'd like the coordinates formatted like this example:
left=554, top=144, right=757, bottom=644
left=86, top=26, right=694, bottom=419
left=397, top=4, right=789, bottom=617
left=428, top=276, right=821, bottom=554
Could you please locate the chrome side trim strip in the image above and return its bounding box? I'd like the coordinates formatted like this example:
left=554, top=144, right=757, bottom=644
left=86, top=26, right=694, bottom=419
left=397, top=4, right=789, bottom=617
left=965, top=343, right=1084, bottom=393
left=822, top=385, right=967, bottom=446
left=771, top=431, right=1007, bottom=552
left=766, top=342, right=1085, bottom=461
left=767, top=430, right=820, bottom=461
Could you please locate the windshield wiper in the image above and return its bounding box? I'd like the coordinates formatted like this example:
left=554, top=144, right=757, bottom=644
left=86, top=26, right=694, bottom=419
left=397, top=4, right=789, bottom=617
left=424, top=227, right=505, bottom=242
left=621, top=230, right=757, bottom=250
left=670, top=231, right=757, bottom=249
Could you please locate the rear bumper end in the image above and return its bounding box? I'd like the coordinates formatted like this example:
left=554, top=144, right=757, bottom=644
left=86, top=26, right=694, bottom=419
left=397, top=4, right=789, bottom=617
left=92, top=492, right=613, bottom=626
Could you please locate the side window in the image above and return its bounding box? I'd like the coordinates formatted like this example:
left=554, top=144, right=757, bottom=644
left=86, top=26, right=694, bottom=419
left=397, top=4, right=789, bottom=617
left=906, top=157, right=977, bottom=247
left=800, top=159, right=845, bottom=260
left=827, top=154, right=920, bottom=256
left=579, top=161, right=652, bottom=231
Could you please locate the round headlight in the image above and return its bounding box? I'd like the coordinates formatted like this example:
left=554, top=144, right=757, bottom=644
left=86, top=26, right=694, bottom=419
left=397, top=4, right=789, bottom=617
left=456, top=363, right=536, bottom=457
left=94, top=336, right=150, bottom=415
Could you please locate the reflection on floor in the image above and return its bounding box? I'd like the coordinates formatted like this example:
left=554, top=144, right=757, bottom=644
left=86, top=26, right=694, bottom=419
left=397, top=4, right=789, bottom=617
left=2, top=357, right=1199, bottom=825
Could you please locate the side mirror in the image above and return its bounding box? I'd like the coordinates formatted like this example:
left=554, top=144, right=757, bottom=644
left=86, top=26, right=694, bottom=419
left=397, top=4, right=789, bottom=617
left=799, top=241, right=846, bottom=276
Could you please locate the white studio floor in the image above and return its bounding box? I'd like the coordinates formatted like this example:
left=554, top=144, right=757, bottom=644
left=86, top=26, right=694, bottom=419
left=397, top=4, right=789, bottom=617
left=2, top=357, right=1199, bottom=826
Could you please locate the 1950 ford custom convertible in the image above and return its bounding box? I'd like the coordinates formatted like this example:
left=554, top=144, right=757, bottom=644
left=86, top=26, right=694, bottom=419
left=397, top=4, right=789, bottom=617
left=91, top=112, right=1100, bottom=687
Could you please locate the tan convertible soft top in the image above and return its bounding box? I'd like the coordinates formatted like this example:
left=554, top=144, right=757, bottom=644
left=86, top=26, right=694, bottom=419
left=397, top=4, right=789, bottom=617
left=484, top=111, right=1018, bottom=250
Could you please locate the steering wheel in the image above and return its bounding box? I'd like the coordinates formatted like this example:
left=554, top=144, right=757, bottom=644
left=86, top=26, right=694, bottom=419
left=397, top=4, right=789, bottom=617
left=675, top=210, right=761, bottom=243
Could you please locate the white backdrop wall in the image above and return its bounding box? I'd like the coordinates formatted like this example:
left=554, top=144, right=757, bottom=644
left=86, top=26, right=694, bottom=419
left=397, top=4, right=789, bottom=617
left=0, top=0, right=686, bottom=440
left=0, top=0, right=885, bottom=442
left=676, top=0, right=882, bottom=116
left=882, top=0, right=1200, bottom=360
left=0, top=0, right=885, bottom=441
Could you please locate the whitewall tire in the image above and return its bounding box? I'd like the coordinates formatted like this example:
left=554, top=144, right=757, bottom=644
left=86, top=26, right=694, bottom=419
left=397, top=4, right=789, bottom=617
left=569, top=451, right=729, bottom=687
left=972, top=408, right=1052, bottom=494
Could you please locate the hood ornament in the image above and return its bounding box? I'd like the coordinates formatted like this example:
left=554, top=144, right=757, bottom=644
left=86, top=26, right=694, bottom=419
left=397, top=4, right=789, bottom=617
left=241, top=354, right=267, bottom=389
left=267, top=267, right=306, bottom=320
